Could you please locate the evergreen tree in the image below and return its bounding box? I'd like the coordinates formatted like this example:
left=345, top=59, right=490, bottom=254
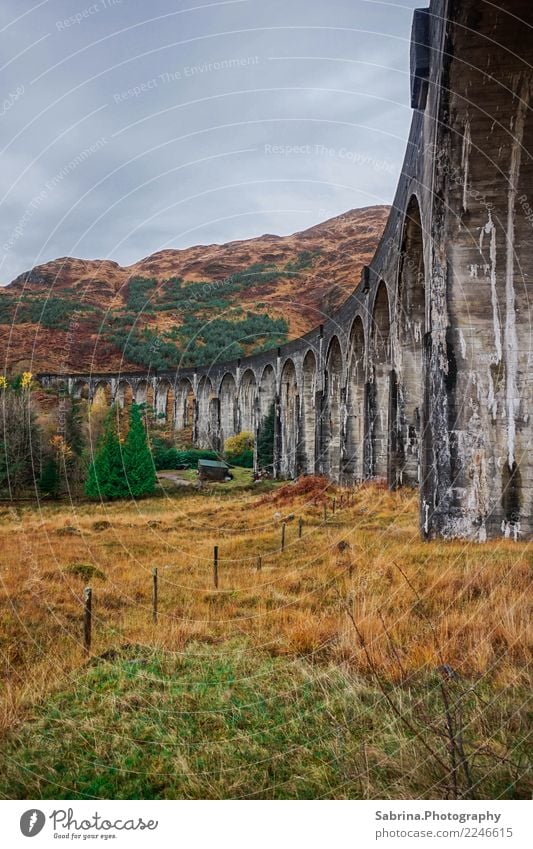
left=257, top=401, right=275, bottom=471
left=39, top=455, right=60, bottom=498
left=122, top=402, right=156, bottom=497
left=85, top=406, right=128, bottom=500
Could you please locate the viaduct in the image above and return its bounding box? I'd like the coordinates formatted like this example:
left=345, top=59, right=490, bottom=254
left=39, top=0, right=532, bottom=541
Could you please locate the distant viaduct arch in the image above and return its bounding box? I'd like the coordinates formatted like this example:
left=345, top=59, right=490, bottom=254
left=39, top=0, right=532, bottom=541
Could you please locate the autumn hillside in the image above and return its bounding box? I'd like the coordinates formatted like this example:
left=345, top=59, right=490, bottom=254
left=0, top=206, right=389, bottom=374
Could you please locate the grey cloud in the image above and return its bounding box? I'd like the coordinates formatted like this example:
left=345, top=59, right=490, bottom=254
left=0, top=0, right=421, bottom=283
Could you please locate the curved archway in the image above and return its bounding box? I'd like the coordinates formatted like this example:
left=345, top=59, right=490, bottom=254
left=116, top=380, right=133, bottom=409
left=370, top=282, right=391, bottom=480
left=155, top=379, right=174, bottom=425
left=239, top=369, right=257, bottom=434
left=300, top=350, right=317, bottom=475
left=92, top=380, right=112, bottom=409
left=345, top=317, right=366, bottom=482
left=280, top=358, right=299, bottom=478
left=393, top=196, right=426, bottom=488
left=197, top=376, right=218, bottom=450
left=219, top=373, right=238, bottom=446
left=259, top=364, right=276, bottom=422
left=73, top=379, right=90, bottom=401
left=134, top=379, right=154, bottom=412
left=257, top=364, right=276, bottom=472
left=175, top=378, right=195, bottom=440
left=323, top=337, right=343, bottom=481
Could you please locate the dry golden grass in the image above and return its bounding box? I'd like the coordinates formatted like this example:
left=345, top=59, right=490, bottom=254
left=0, top=479, right=530, bottom=739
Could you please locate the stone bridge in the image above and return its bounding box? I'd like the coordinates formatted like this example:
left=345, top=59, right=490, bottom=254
left=38, top=0, right=532, bottom=541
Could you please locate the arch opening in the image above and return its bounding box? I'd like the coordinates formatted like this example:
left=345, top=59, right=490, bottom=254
left=155, top=379, right=174, bottom=426
left=175, top=378, right=195, bottom=442
left=300, top=350, right=317, bottom=475
left=323, top=337, right=343, bottom=482
left=197, top=376, right=218, bottom=450
left=116, top=380, right=133, bottom=409
left=344, top=318, right=366, bottom=482
left=219, top=373, right=238, bottom=446
left=280, top=359, right=299, bottom=479
left=394, top=196, right=426, bottom=488
left=239, top=369, right=257, bottom=435
left=369, top=282, right=391, bottom=480
left=73, top=380, right=90, bottom=401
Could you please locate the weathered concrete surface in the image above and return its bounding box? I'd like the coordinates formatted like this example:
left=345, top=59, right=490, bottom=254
left=38, top=0, right=532, bottom=541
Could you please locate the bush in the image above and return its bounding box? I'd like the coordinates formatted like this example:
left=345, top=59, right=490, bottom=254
left=64, top=563, right=106, bottom=581
left=224, top=432, right=254, bottom=468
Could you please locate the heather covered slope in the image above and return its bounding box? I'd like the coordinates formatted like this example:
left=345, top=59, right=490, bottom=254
left=0, top=205, right=389, bottom=373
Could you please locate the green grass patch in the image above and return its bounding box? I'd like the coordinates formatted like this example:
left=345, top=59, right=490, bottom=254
left=0, top=642, right=529, bottom=800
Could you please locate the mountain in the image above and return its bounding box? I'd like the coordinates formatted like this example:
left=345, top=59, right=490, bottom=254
left=0, top=205, right=389, bottom=374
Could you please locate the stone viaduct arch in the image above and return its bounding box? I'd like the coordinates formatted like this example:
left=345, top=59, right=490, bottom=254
left=37, top=0, right=532, bottom=540
left=345, top=318, right=365, bottom=482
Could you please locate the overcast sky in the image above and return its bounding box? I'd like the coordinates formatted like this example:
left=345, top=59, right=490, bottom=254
left=0, top=0, right=421, bottom=283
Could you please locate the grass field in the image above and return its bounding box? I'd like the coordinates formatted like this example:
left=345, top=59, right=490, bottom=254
left=0, top=478, right=530, bottom=799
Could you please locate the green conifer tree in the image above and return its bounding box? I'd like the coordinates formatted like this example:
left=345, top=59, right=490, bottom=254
left=85, top=406, right=128, bottom=500
left=39, top=455, right=60, bottom=498
left=122, top=402, right=156, bottom=497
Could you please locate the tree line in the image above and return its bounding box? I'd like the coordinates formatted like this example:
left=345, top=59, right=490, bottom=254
left=0, top=375, right=155, bottom=500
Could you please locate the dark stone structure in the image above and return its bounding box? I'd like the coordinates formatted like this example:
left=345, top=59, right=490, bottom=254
left=39, top=0, right=532, bottom=541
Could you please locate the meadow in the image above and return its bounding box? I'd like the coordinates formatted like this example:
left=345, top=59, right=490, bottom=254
left=0, top=477, right=530, bottom=799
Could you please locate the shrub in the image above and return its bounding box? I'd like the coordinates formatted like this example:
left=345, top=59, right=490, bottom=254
left=64, top=563, right=106, bottom=581
left=224, top=432, right=254, bottom=468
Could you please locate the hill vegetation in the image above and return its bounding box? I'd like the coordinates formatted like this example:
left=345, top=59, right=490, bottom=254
left=0, top=206, right=389, bottom=373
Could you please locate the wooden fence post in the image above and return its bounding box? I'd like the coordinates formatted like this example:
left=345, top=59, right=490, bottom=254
left=152, top=567, right=158, bottom=624
left=298, top=517, right=303, bottom=539
left=213, top=545, right=219, bottom=589
left=83, top=586, right=92, bottom=655
left=257, top=555, right=262, bottom=572
left=281, top=522, right=286, bottom=551
left=332, top=497, right=336, bottom=514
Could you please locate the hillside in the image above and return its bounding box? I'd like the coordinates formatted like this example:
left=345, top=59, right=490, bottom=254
left=0, top=205, right=389, bottom=373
